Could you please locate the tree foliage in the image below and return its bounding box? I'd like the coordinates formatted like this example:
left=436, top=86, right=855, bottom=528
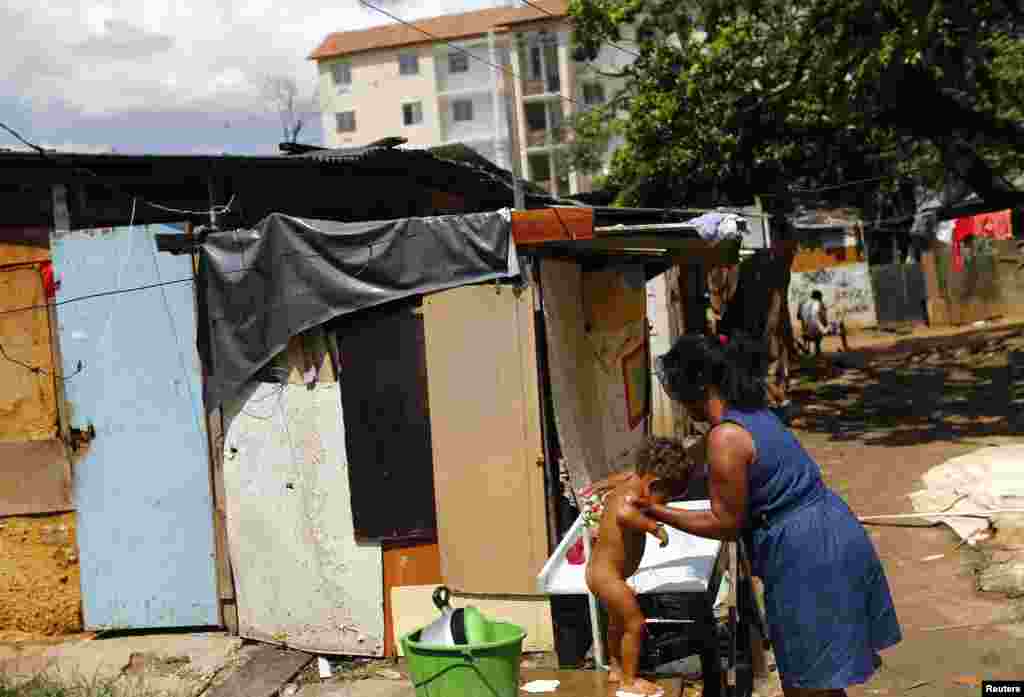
left=566, top=0, right=1024, bottom=212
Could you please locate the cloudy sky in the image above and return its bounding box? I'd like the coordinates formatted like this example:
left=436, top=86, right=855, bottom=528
left=1, top=0, right=504, bottom=155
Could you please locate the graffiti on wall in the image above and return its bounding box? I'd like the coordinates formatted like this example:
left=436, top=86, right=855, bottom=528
left=789, top=262, right=878, bottom=328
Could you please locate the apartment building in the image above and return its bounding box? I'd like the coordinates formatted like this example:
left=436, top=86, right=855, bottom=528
left=309, top=0, right=632, bottom=196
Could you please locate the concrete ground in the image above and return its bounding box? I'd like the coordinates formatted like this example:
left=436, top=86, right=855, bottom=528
left=0, top=631, right=245, bottom=696
left=792, top=321, right=1024, bottom=696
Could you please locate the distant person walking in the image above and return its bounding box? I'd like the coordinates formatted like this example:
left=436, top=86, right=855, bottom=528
left=799, top=290, right=828, bottom=356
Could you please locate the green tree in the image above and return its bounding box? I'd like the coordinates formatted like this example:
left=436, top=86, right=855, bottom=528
left=566, top=0, right=1024, bottom=214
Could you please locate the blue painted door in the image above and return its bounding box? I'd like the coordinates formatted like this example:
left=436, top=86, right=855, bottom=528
left=52, top=224, right=218, bottom=629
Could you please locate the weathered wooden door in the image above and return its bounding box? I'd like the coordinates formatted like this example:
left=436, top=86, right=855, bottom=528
left=421, top=284, right=549, bottom=595
left=52, top=224, right=218, bottom=629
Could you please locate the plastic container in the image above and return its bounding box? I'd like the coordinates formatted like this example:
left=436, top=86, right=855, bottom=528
left=401, top=620, right=527, bottom=697
left=418, top=586, right=491, bottom=646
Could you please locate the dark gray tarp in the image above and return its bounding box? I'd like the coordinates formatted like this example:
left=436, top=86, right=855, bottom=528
left=198, top=210, right=516, bottom=410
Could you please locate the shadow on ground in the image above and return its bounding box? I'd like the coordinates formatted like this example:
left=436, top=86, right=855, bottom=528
left=789, top=328, right=1023, bottom=447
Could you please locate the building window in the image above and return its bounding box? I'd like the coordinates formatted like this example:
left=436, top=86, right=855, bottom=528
left=332, top=62, right=352, bottom=92
left=399, top=52, right=419, bottom=75
left=529, top=45, right=543, bottom=80
left=336, top=111, right=356, bottom=133
left=403, top=102, right=423, bottom=126
left=448, top=51, right=469, bottom=73
left=452, top=100, right=474, bottom=122
left=583, top=82, right=605, bottom=106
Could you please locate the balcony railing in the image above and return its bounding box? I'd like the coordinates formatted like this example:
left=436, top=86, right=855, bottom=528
left=526, top=127, right=565, bottom=148
left=522, top=75, right=561, bottom=97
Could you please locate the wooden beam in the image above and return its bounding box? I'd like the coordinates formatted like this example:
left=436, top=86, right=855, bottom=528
left=203, top=645, right=312, bottom=697
left=512, top=208, right=594, bottom=245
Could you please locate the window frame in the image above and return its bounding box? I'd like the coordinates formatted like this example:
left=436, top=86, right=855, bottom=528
left=336, top=110, right=357, bottom=133
left=398, top=51, right=419, bottom=76
left=448, top=51, right=469, bottom=74
left=402, top=101, right=423, bottom=126
left=332, top=62, right=352, bottom=92
left=452, top=99, right=474, bottom=122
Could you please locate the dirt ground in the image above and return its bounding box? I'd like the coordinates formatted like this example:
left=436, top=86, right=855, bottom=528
left=0, top=512, right=82, bottom=638
left=788, top=319, right=1024, bottom=696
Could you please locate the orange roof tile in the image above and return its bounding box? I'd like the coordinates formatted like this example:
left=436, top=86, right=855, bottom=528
left=309, top=0, right=568, bottom=60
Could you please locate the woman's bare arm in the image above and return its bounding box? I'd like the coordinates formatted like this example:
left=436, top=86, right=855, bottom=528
left=615, top=499, right=669, bottom=546
left=640, top=424, right=751, bottom=541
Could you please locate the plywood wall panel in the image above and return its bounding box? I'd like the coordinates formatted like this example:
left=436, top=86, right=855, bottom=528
left=422, top=285, right=548, bottom=595
left=0, top=267, right=57, bottom=442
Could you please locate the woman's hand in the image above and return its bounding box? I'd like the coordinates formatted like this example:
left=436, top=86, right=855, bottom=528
left=642, top=424, right=752, bottom=541
left=624, top=493, right=653, bottom=510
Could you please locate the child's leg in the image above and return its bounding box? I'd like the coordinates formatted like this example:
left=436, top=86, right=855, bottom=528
left=606, top=613, right=624, bottom=681
left=598, top=578, right=663, bottom=696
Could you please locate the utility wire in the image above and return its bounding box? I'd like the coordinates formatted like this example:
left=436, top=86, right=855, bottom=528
left=0, top=277, right=195, bottom=318
left=357, top=0, right=588, bottom=110
left=0, top=120, right=239, bottom=220
left=0, top=340, right=83, bottom=381
left=788, top=170, right=924, bottom=194
left=0, top=122, right=47, bottom=155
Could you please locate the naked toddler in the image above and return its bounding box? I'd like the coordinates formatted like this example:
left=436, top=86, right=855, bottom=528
left=584, top=437, right=693, bottom=697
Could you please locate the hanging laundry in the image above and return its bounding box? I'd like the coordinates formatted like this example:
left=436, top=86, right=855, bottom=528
left=685, top=211, right=746, bottom=243
left=951, top=209, right=1012, bottom=272
left=40, top=260, right=59, bottom=299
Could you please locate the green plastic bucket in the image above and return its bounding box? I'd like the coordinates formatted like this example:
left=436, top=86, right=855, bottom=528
left=401, top=620, right=527, bottom=697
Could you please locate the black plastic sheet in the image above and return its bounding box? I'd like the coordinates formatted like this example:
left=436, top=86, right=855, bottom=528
left=198, top=211, right=515, bottom=410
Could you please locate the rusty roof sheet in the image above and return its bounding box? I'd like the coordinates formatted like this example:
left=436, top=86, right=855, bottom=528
left=308, top=0, right=568, bottom=60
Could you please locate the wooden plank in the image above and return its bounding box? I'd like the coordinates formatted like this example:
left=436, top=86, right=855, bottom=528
left=204, top=645, right=312, bottom=697
left=422, top=285, right=548, bottom=595
left=0, top=439, right=73, bottom=517
left=207, top=408, right=235, bottom=605
left=0, top=266, right=59, bottom=442
left=221, top=600, right=239, bottom=635
left=0, top=226, right=50, bottom=267
left=512, top=208, right=594, bottom=245
left=382, top=542, right=442, bottom=657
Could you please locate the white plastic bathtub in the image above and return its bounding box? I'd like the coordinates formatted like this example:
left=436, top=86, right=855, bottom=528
left=536, top=500, right=724, bottom=669
left=537, top=499, right=721, bottom=595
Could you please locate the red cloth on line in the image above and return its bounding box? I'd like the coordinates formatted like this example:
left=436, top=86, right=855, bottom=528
left=40, top=261, right=58, bottom=299
left=951, top=209, right=1012, bottom=272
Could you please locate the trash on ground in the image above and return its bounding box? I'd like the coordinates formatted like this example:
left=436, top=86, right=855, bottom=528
left=521, top=679, right=561, bottom=693
left=908, top=445, right=1024, bottom=546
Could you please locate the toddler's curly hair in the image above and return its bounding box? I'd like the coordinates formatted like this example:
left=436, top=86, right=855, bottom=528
left=633, top=436, right=693, bottom=483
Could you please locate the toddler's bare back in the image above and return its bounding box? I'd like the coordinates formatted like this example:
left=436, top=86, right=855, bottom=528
left=588, top=480, right=649, bottom=581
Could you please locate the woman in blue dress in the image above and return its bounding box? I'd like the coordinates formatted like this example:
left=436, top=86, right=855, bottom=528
left=644, top=332, right=901, bottom=696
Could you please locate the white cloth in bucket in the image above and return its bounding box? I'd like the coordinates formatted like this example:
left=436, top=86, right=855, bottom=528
left=521, top=679, right=560, bottom=693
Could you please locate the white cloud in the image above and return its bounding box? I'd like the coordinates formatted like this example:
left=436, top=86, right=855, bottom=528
left=2, top=0, right=506, bottom=116
left=1, top=0, right=508, bottom=153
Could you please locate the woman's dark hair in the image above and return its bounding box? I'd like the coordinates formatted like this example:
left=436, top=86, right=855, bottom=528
left=656, top=331, right=769, bottom=410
